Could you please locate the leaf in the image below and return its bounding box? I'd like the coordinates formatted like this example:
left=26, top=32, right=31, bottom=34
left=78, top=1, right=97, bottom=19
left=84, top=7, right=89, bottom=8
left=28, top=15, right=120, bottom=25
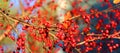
left=64, top=11, right=72, bottom=21
left=113, top=0, right=120, bottom=4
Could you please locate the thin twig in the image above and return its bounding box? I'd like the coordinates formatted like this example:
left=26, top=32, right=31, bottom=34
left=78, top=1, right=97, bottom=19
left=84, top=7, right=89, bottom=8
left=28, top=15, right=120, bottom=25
left=0, top=21, right=18, bottom=41
left=75, top=48, right=81, bottom=53
left=1, top=11, right=19, bottom=36
left=77, top=31, right=120, bottom=46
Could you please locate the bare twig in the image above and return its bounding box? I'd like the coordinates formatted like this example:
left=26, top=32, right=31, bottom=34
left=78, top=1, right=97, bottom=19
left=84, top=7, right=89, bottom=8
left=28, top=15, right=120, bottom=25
left=77, top=31, right=120, bottom=46
left=75, top=48, right=81, bottom=53
left=0, top=21, right=18, bottom=41
left=2, top=11, right=19, bottom=36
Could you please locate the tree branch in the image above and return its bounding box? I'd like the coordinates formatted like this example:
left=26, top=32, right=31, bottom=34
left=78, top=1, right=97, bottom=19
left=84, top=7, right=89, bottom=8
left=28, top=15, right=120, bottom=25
left=77, top=31, right=120, bottom=46
left=0, top=21, right=18, bottom=41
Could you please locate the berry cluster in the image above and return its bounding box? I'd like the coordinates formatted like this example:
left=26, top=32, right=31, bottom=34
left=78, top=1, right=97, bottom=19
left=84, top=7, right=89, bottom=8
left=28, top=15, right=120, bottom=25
left=16, top=32, right=26, bottom=53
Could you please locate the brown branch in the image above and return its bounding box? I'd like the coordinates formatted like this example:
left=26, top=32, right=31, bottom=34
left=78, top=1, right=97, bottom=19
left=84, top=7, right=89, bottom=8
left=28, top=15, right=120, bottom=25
left=75, top=48, right=81, bottom=53
left=77, top=31, right=120, bottom=46
left=0, top=11, right=18, bottom=41
left=0, top=21, right=18, bottom=41
left=77, top=38, right=97, bottom=46
left=87, top=34, right=102, bottom=36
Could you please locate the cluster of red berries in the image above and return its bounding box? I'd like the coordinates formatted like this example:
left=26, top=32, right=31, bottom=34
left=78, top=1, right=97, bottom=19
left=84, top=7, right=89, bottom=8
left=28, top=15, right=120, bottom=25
left=107, top=43, right=119, bottom=52
left=56, top=20, right=80, bottom=52
left=1, top=0, right=120, bottom=53
left=16, top=32, right=26, bottom=53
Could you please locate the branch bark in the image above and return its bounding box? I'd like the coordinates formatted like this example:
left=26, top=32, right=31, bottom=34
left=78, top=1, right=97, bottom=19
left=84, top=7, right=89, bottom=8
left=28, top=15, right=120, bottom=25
left=77, top=31, right=120, bottom=46
left=0, top=21, right=18, bottom=41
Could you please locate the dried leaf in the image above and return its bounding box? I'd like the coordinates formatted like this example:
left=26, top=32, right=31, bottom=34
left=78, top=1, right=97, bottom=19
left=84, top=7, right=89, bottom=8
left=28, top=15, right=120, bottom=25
left=113, top=0, right=120, bottom=4
left=64, top=11, right=72, bottom=21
